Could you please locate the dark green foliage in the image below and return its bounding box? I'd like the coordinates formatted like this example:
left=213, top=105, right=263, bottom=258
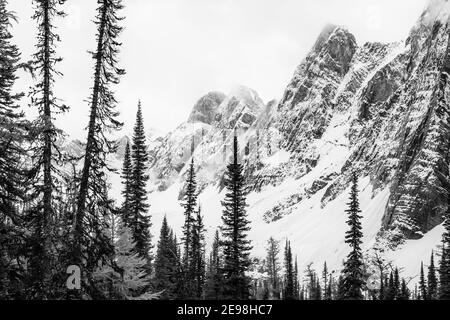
left=340, top=173, right=364, bottom=300
left=220, top=136, right=252, bottom=299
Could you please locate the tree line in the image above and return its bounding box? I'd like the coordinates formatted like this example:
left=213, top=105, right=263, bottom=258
left=2, top=0, right=450, bottom=301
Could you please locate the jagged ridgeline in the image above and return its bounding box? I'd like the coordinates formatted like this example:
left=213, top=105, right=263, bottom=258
left=54, top=0, right=450, bottom=278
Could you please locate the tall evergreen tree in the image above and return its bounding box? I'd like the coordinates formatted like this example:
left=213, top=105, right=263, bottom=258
left=439, top=200, right=450, bottom=299
left=129, top=102, right=152, bottom=271
left=153, top=216, right=178, bottom=299
left=322, top=262, right=331, bottom=300
left=379, top=272, right=385, bottom=300
left=265, top=237, right=281, bottom=299
left=340, top=173, right=364, bottom=300
left=180, top=157, right=198, bottom=297
left=220, top=135, right=252, bottom=299
left=0, top=0, right=27, bottom=299
left=294, top=256, right=300, bottom=299
left=419, top=262, right=427, bottom=300
left=398, top=279, right=410, bottom=300
left=393, top=267, right=400, bottom=299
left=427, top=252, right=438, bottom=300
left=205, top=230, right=224, bottom=300
left=385, top=271, right=395, bottom=300
left=283, top=240, right=295, bottom=300
left=27, top=0, right=67, bottom=299
left=191, top=206, right=206, bottom=299
left=72, top=0, right=124, bottom=296
left=120, top=141, right=132, bottom=226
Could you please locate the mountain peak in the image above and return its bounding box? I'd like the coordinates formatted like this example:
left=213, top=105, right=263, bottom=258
left=187, top=91, right=226, bottom=125
left=228, top=85, right=264, bottom=107
left=313, top=24, right=355, bottom=52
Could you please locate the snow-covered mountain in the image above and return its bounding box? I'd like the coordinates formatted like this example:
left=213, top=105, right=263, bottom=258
left=84, top=0, right=450, bottom=284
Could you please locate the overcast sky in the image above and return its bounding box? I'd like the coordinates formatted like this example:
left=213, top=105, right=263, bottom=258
left=9, top=0, right=428, bottom=139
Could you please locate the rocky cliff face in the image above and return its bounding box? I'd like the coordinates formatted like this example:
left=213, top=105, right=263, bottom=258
left=137, top=0, right=450, bottom=247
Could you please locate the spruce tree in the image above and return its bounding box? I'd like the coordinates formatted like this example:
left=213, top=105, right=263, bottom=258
left=283, top=240, right=295, bottom=300
left=27, top=0, right=67, bottom=299
left=340, top=173, right=364, bottom=300
left=0, top=0, right=27, bottom=299
left=191, top=206, right=206, bottom=299
left=154, top=216, right=178, bottom=299
left=180, top=157, right=198, bottom=297
left=120, top=141, right=132, bottom=226
left=322, top=262, right=330, bottom=300
left=419, top=262, right=427, bottom=300
left=220, top=135, right=252, bottom=299
left=393, top=267, right=400, bottom=299
left=427, top=252, right=438, bottom=300
left=129, top=102, right=152, bottom=271
left=72, top=0, right=125, bottom=296
left=205, top=230, right=224, bottom=300
left=385, top=271, right=395, bottom=300
left=379, top=272, right=385, bottom=300
left=265, top=237, right=281, bottom=299
left=439, top=201, right=450, bottom=299
left=294, top=256, right=300, bottom=299
left=398, top=279, right=410, bottom=300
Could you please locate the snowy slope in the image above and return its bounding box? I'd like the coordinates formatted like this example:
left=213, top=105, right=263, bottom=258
left=90, top=0, right=450, bottom=287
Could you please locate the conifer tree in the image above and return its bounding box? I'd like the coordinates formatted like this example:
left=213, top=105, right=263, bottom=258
left=340, top=173, right=364, bottom=300
left=439, top=202, right=450, bottom=299
left=393, top=267, right=400, bottom=299
left=93, top=220, right=152, bottom=299
left=0, top=0, right=28, bottom=299
left=265, top=237, right=281, bottom=299
left=129, top=102, right=152, bottom=271
left=419, top=262, right=427, bottom=300
left=191, top=206, right=206, bottom=299
left=283, top=240, right=295, bottom=300
left=326, top=277, right=333, bottom=300
left=294, top=256, right=300, bottom=299
left=427, top=252, right=438, bottom=300
left=154, top=216, right=178, bottom=299
left=205, top=230, right=224, bottom=300
left=180, top=157, right=198, bottom=297
left=220, top=135, right=252, bottom=300
left=27, top=0, right=67, bottom=299
left=398, top=279, right=410, bottom=300
left=72, top=0, right=125, bottom=295
left=322, top=262, right=331, bottom=300
left=120, top=141, right=132, bottom=226
left=385, top=271, right=395, bottom=300
left=379, top=273, right=385, bottom=300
